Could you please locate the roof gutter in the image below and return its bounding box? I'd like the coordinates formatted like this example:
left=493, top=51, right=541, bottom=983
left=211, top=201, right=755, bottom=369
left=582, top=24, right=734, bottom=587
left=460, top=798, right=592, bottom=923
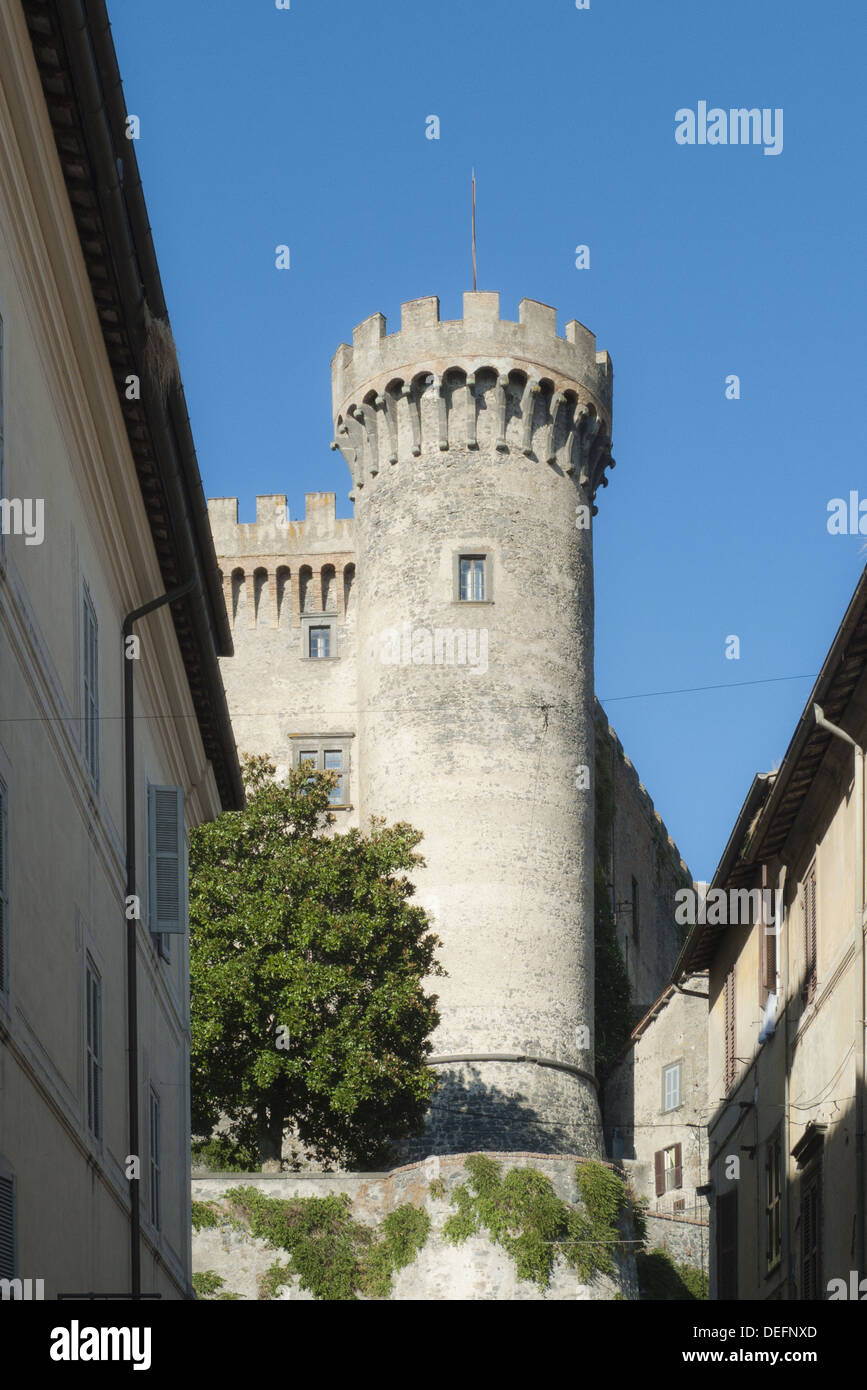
left=750, top=568, right=867, bottom=863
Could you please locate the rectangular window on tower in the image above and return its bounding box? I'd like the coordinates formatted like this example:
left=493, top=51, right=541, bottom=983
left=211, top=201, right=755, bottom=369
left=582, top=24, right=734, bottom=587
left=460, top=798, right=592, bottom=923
left=324, top=749, right=344, bottom=804
left=291, top=736, right=353, bottom=808
left=459, top=555, right=486, bottom=602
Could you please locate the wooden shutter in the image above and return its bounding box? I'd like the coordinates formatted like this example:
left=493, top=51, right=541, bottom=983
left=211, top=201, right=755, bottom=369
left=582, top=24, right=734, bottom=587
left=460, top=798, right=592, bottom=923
left=82, top=586, right=99, bottom=784
left=804, top=865, right=817, bottom=1002
left=724, top=967, right=736, bottom=1090
left=148, top=787, right=186, bottom=933
left=0, top=1174, right=15, bottom=1280
left=0, top=778, right=7, bottom=992
left=762, top=892, right=778, bottom=999
left=654, top=1149, right=665, bottom=1197
left=673, top=1142, right=683, bottom=1190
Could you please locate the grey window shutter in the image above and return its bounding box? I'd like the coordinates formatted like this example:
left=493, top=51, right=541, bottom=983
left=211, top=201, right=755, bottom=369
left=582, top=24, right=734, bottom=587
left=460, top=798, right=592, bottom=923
left=0, top=1174, right=16, bottom=1279
left=0, top=779, right=7, bottom=991
left=148, top=786, right=186, bottom=933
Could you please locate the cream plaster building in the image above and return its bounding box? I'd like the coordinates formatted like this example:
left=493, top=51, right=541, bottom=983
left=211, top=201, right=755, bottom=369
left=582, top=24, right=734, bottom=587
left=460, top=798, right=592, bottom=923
left=681, top=563, right=867, bottom=1300
left=0, top=0, right=241, bottom=1299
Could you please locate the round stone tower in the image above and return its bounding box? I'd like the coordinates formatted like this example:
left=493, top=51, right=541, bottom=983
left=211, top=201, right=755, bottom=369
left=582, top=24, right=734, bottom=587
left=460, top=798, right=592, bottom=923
left=331, top=292, right=615, bottom=1158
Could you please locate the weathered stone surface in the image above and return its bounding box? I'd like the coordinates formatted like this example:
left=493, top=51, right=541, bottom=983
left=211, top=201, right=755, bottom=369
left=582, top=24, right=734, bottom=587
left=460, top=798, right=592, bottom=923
left=191, top=1153, right=638, bottom=1301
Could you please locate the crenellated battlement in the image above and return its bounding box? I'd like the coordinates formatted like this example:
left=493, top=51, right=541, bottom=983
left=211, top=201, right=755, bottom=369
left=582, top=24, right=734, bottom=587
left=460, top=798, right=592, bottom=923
left=208, top=491, right=354, bottom=560
left=207, top=492, right=356, bottom=630
left=330, top=292, right=615, bottom=502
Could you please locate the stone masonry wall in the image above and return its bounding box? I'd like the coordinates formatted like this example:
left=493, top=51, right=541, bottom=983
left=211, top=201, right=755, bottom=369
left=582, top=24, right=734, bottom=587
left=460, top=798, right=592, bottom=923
left=191, top=1153, right=638, bottom=1301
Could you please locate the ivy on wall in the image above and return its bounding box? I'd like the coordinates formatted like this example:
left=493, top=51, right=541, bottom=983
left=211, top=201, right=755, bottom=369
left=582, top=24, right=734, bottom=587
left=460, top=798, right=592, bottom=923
left=442, top=1156, right=636, bottom=1291
left=200, top=1187, right=432, bottom=1300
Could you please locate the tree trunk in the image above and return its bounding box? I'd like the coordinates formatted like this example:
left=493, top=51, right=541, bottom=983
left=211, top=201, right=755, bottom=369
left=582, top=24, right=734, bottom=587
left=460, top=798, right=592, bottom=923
left=257, top=1095, right=284, bottom=1171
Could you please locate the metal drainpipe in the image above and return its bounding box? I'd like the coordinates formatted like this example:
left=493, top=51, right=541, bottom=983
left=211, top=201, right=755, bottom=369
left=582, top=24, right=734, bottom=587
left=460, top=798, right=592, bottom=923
left=124, top=578, right=197, bottom=1300
left=813, top=704, right=865, bottom=1280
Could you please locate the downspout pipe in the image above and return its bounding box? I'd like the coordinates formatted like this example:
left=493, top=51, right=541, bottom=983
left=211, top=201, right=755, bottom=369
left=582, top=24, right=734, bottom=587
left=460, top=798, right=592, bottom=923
left=123, top=577, right=198, bottom=1300
left=813, top=704, right=865, bottom=1280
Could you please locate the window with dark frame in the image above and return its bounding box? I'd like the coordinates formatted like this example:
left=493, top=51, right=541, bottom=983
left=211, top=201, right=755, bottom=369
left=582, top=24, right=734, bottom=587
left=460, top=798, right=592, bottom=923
left=309, top=625, right=331, bottom=659
left=459, top=555, right=486, bottom=602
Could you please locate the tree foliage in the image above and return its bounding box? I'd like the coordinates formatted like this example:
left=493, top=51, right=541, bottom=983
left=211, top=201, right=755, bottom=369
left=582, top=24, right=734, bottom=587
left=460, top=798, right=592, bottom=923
left=190, top=755, right=443, bottom=1168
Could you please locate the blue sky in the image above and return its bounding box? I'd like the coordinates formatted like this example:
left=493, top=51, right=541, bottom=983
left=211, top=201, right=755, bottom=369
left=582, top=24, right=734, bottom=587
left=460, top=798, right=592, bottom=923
left=109, top=0, right=867, bottom=881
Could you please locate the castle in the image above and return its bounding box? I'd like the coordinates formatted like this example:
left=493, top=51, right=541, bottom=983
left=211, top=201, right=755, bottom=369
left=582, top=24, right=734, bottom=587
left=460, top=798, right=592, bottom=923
left=208, top=291, right=690, bottom=1162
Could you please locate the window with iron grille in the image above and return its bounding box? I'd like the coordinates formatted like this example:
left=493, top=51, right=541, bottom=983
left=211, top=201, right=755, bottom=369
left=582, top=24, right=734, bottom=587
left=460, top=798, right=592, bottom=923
left=803, top=862, right=817, bottom=1003
left=766, top=1132, right=782, bottom=1271
left=149, top=1088, right=161, bottom=1231
left=85, top=956, right=102, bottom=1140
left=82, top=584, right=99, bottom=786
left=724, top=966, right=737, bottom=1091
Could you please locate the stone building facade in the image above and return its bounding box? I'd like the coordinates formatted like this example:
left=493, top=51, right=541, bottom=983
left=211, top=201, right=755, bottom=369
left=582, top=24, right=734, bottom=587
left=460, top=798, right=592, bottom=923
left=603, top=977, right=710, bottom=1276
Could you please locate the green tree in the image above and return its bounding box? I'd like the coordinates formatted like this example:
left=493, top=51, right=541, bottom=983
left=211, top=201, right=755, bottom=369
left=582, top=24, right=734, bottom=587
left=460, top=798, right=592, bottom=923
left=190, top=755, right=443, bottom=1169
